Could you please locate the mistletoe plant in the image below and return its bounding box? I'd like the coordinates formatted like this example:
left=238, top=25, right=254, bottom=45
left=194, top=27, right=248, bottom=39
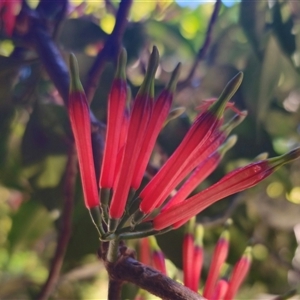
left=67, top=47, right=300, bottom=300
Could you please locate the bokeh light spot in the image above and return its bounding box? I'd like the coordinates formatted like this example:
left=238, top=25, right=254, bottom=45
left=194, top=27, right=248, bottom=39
left=253, top=244, right=268, bottom=261
left=286, top=187, right=300, bottom=204
left=266, top=182, right=284, bottom=198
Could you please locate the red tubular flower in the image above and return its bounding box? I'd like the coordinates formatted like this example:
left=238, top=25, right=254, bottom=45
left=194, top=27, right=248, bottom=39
left=112, top=109, right=130, bottom=189
left=68, top=54, right=99, bottom=209
left=162, top=135, right=237, bottom=212
left=211, top=279, right=229, bottom=300
left=139, top=238, right=151, bottom=267
left=183, top=221, right=204, bottom=292
left=138, top=72, right=244, bottom=216
left=144, top=115, right=241, bottom=216
left=178, top=111, right=246, bottom=176
left=108, top=47, right=159, bottom=224
left=147, top=113, right=245, bottom=215
left=183, top=218, right=196, bottom=290
left=203, top=230, right=230, bottom=299
left=224, top=247, right=252, bottom=300
left=149, top=236, right=166, bottom=274
left=131, top=63, right=181, bottom=190
left=152, top=148, right=300, bottom=231
left=191, top=225, right=204, bottom=292
left=100, top=49, right=127, bottom=189
left=152, top=251, right=167, bottom=275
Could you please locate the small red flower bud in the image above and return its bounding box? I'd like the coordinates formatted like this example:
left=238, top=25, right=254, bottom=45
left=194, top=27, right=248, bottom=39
left=139, top=238, right=151, bottom=266
left=183, top=218, right=196, bottom=291
left=203, top=230, right=230, bottom=299
left=211, top=279, right=229, bottom=300
left=191, top=225, right=204, bottom=292
left=224, top=247, right=252, bottom=300
left=149, top=236, right=166, bottom=275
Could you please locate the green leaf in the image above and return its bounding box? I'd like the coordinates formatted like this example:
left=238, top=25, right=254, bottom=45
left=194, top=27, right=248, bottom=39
left=21, top=103, right=69, bottom=165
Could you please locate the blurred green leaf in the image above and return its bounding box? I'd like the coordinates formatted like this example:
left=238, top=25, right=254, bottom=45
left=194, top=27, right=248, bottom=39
left=7, top=201, right=53, bottom=253
left=272, top=1, right=296, bottom=56
left=156, top=227, right=185, bottom=269
left=35, top=155, right=67, bottom=188
left=257, top=35, right=282, bottom=122
left=239, top=0, right=266, bottom=58
left=21, top=103, right=69, bottom=165
left=59, top=18, right=107, bottom=51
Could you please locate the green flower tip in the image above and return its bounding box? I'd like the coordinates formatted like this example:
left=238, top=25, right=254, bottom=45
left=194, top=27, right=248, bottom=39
left=209, top=71, right=243, bottom=119
left=194, top=224, right=204, bottom=247
left=138, top=46, right=160, bottom=97
left=218, top=135, right=237, bottom=157
left=166, top=62, right=181, bottom=93
left=220, top=228, right=230, bottom=242
left=243, top=246, right=252, bottom=261
left=69, top=53, right=84, bottom=92
left=268, top=147, right=300, bottom=170
left=254, top=152, right=269, bottom=161
left=115, top=48, right=127, bottom=80
left=164, top=107, right=186, bottom=127
left=221, top=110, right=247, bottom=136
left=185, top=216, right=196, bottom=234
left=149, top=235, right=160, bottom=251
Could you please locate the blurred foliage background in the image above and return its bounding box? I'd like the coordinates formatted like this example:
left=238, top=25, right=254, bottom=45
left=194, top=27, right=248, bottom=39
left=1, top=0, right=300, bottom=299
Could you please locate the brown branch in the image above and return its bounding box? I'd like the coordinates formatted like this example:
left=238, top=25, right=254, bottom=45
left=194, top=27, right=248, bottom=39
left=100, top=245, right=205, bottom=300
left=30, top=21, right=70, bottom=103
left=177, top=0, right=221, bottom=91
left=108, top=278, right=123, bottom=300
left=37, top=144, right=77, bottom=300
left=107, top=256, right=204, bottom=300
left=84, top=0, right=133, bottom=103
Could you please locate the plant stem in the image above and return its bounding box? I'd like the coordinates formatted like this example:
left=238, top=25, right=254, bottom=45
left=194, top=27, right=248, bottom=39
left=107, top=278, right=123, bottom=300
left=107, top=238, right=120, bottom=263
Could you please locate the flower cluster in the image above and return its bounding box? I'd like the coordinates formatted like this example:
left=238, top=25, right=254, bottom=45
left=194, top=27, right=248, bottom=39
left=68, top=47, right=300, bottom=239
left=137, top=219, right=251, bottom=300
